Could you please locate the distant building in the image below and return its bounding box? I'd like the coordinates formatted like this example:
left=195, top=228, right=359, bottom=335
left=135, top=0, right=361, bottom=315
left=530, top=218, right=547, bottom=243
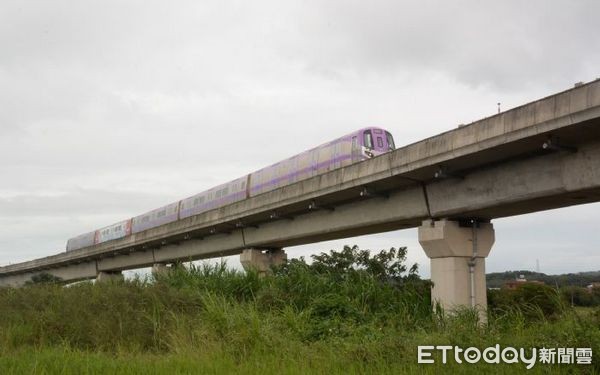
left=503, top=274, right=544, bottom=290
left=586, top=282, right=600, bottom=292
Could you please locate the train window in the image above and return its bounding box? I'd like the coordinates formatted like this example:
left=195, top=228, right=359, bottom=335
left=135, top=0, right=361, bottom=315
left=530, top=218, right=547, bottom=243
left=363, top=131, right=373, bottom=149
left=385, top=131, right=395, bottom=150
left=352, top=136, right=357, bottom=150
left=223, top=187, right=229, bottom=196
left=115, top=225, right=121, bottom=231
left=157, top=210, right=166, bottom=218
left=377, top=137, right=383, bottom=148
left=241, top=181, right=246, bottom=189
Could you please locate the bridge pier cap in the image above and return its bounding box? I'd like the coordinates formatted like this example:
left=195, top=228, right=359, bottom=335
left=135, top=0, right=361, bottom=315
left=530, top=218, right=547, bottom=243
left=418, top=219, right=495, bottom=323
left=240, top=249, right=287, bottom=276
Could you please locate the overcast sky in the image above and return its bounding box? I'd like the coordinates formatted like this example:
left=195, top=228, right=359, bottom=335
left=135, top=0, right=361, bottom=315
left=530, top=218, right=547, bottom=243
left=1, top=1, right=599, bottom=277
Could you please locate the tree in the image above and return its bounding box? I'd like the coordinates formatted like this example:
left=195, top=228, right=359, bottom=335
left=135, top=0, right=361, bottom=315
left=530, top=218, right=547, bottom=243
left=26, top=272, right=63, bottom=285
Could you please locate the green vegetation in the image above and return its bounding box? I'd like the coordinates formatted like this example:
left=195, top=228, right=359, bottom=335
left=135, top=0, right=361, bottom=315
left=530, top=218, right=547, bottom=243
left=0, top=245, right=599, bottom=374
left=26, top=272, right=63, bottom=285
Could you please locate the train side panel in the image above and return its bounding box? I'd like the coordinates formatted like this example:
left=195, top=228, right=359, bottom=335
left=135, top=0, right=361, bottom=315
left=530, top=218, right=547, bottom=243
left=132, top=202, right=179, bottom=234
left=66, top=231, right=97, bottom=252
left=249, top=132, right=358, bottom=197
left=340, top=135, right=354, bottom=167
left=296, top=150, right=313, bottom=182
left=95, top=219, right=132, bottom=244
left=179, top=176, right=247, bottom=220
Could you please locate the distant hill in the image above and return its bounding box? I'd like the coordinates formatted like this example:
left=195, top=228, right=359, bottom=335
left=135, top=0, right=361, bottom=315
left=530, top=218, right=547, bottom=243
left=486, top=270, right=600, bottom=288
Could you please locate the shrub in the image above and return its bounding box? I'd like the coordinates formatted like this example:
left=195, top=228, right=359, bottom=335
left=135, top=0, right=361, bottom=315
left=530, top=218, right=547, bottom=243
left=488, top=283, right=563, bottom=320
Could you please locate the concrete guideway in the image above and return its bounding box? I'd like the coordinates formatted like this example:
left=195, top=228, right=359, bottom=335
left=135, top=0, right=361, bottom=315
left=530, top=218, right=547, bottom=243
left=1, top=80, right=600, bottom=317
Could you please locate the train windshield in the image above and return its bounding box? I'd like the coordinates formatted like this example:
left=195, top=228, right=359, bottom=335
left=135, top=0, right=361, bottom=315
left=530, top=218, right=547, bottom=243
left=363, top=131, right=374, bottom=149
left=385, top=131, right=395, bottom=150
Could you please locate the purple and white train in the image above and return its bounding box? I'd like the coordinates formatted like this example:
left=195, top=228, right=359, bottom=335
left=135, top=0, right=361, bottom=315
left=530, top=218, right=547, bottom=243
left=66, top=127, right=396, bottom=252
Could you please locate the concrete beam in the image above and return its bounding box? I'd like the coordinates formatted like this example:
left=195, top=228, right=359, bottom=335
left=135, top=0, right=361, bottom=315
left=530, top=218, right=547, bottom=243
left=243, top=186, right=428, bottom=247
left=426, top=136, right=600, bottom=219
left=0, top=261, right=97, bottom=287
left=153, top=232, right=244, bottom=263
left=0, top=272, right=35, bottom=287
left=97, top=250, right=155, bottom=272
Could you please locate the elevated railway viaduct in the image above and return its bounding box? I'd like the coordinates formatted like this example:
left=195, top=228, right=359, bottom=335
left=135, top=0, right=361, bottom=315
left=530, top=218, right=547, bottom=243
left=2, top=79, right=600, bottom=320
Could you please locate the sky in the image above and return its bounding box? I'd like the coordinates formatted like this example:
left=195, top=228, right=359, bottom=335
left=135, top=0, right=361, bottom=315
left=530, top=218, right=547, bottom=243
left=1, top=1, right=599, bottom=278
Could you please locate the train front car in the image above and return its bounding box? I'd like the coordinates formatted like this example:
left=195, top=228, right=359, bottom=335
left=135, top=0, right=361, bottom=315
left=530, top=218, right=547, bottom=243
left=354, top=127, right=395, bottom=160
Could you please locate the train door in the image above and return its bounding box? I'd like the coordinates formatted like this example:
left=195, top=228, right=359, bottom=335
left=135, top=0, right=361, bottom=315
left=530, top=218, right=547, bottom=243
left=351, top=136, right=360, bottom=162
left=373, top=129, right=386, bottom=153
left=311, top=148, right=319, bottom=177
left=332, top=141, right=341, bottom=170
left=288, top=157, right=297, bottom=185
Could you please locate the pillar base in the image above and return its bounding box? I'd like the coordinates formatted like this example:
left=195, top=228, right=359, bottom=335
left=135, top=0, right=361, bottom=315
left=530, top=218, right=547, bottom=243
left=240, top=249, right=286, bottom=275
left=96, top=271, right=124, bottom=283
left=430, top=256, right=487, bottom=318
left=418, top=219, right=495, bottom=323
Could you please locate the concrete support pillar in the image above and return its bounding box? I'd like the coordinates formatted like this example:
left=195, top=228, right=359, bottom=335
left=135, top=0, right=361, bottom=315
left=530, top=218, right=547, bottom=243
left=151, top=263, right=169, bottom=278
left=240, top=248, right=287, bottom=275
left=96, top=270, right=124, bottom=283
left=418, top=219, right=495, bottom=323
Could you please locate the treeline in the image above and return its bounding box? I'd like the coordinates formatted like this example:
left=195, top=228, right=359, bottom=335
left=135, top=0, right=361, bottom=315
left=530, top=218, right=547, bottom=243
left=487, top=270, right=600, bottom=308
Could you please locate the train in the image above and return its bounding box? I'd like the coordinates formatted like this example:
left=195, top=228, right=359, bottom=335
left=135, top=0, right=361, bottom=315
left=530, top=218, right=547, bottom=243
left=66, top=127, right=396, bottom=252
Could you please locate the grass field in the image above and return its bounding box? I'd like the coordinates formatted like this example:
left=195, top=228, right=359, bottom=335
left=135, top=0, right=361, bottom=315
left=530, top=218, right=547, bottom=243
left=0, top=246, right=598, bottom=374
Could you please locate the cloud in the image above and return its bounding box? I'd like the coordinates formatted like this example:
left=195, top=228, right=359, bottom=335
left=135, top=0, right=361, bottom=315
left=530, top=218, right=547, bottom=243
left=0, top=189, right=172, bottom=218
left=280, top=0, right=600, bottom=90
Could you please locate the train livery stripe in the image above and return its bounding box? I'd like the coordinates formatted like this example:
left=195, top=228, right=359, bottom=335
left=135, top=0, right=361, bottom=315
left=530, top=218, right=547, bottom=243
left=250, top=153, right=353, bottom=194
